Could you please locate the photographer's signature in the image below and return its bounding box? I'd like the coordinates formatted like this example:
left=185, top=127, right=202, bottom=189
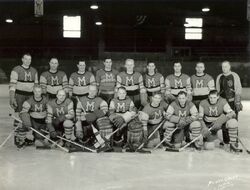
left=207, top=175, right=239, bottom=190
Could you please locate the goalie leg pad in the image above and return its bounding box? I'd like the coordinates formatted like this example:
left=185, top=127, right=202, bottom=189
left=127, top=117, right=143, bottom=147
left=96, top=117, right=113, bottom=139
left=226, top=119, right=238, bottom=144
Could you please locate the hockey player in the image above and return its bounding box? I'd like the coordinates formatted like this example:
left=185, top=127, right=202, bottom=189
left=116, top=59, right=147, bottom=109
left=165, top=62, right=192, bottom=104
left=96, top=58, right=118, bottom=104
left=143, top=62, right=165, bottom=101
left=9, top=53, right=38, bottom=146
left=75, top=85, right=109, bottom=146
left=163, top=91, right=201, bottom=149
left=109, top=87, right=136, bottom=148
left=216, top=61, right=242, bottom=144
left=69, top=60, right=95, bottom=98
left=191, top=62, right=215, bottom=108
left=199, top=90, right=240, bottom=152
left=46, top=89, right=74, bottom=148
left=139, top=93, right=168, bottom=148
left=216, top=61, right=242, bottom=117
left=40, top=58, right=68, bottom=99
left=19, top=85, right=48, bottom=148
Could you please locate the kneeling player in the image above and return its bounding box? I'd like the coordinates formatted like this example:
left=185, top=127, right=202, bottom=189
left=75, top=85, right=110, bottom=147
left=164, top=91, right=201, bottom=149
left=46, top=89, right=75, bottom=148
left=139, top=93, right=168, bottom=148
left=109, top=87, right=136, bottom=148
left=19, top=85, right=47, bottom=148
left=199, top=90, right=240, bottom=152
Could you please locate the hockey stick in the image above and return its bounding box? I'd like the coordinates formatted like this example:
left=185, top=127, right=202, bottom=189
left=135, top=119, right=166, bottom=152
left=164, top=126, right=213, bottom=152
left=238, top=138, right=250, bottom=154
left=153, top=127, right=179, bottom=150
left=76, top=96, right=106, bottom=148
left=41, top=129, right=97, bottom=153
left=9, top=114, right=69, bottom=153
left=0, top=126, right=19, bottom=149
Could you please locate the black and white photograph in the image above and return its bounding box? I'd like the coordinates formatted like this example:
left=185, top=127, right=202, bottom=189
left=0, top=0, right=250, bottom=189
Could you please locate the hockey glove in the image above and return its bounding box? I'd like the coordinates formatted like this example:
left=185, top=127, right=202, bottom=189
left=85, top=113, right=97, bottom=124
left=113, top=115, right=125, bottom=128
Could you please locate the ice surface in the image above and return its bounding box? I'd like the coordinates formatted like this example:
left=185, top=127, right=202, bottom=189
left=0, top=84, right=250, bottom=190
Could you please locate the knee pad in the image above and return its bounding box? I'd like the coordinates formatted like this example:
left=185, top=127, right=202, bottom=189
left=63, top=120, right=74, bottom=128
left=189, top=121, right=201, bottom=129
left=226, top=119, right=238, bottom=129
left=204, top=142, right=215, bottom=150
left=163, top=121, right=175, bottom=129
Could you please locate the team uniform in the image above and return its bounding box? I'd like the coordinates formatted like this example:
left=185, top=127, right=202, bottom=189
left=191, top=73, right=215, bottom=107
left=164, top=100, right=201, bottom=146
left=46, top=98, right=74, bottom=143
left=165, top=74, right=192, bottom=103
left=19, top=96, right=48, bottom=146
left=9, top=65, right=38, bottom=146
left=9, top=65, right=38, bottom=112
left=109, top=97, right=136, bottom=147
left=96, top=69, right=118, bottom=104
left=199, top=97, right=238, bottom=147
left=140, top=101, right=168, bottom=148
left=143, top=72, right=165, bottom=99
left=116, top=71, right=146, bottom=109
left=75, top=96, right=109, bottom=145
left=40, top=70, right=68, bottom=99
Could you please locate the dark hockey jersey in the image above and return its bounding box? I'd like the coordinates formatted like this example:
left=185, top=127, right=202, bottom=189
left=9, top=65, right=38, bottom=93
left=96, top=69, right=118, bottom=94
left=69, top=71, right=95, bottom=96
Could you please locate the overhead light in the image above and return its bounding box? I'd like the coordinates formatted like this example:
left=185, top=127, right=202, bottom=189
left=202, top=7, right=210, bottom=12
left=5, top=19, right=13, bottom=23
left=90, top=4, right=98, bottom=10
left=95, top=21, right=102, bottom=26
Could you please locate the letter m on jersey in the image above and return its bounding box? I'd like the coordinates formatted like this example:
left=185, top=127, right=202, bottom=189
left=56, top=107, right=65, bottom=116
left=116, top=102, right=125, bottom=112
left=34, top=104, right=43, bottom=112
left=209, top=107, right=218, bottom=116
left=51, top=76, right=59, bottom=85
left=196, top=80, right=204, bottom=88
left=178, top=110, right=187, bottom=117
left=126, top=76, right=134, bottom=86
left=78, top=77, right=86, bottom=86
left=86, top=101, right=95, bottom=112
left=24, top=71, right=32, bottom=81
left=174, top=79, right=183, bottom=88
left=147, top=78, right=156, bottom=87
left=105, top=73, right=114, bottom=82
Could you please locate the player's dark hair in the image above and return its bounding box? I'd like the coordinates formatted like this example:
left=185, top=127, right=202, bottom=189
left=118, top=86, right=127, bottom=92
left=146, top=62, right=158, bottom=73
left=209, top=90, right=218, bottom=96
left=22, top=53, right=31, bottom=58
left=177, top=91, right=187, bottom=97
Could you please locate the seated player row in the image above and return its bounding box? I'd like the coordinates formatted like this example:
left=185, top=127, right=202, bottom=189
left=16, top=84, right=240, bottom=153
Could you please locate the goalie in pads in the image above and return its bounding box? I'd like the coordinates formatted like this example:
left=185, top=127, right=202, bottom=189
left=109, top=87, right=136, bottom=148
